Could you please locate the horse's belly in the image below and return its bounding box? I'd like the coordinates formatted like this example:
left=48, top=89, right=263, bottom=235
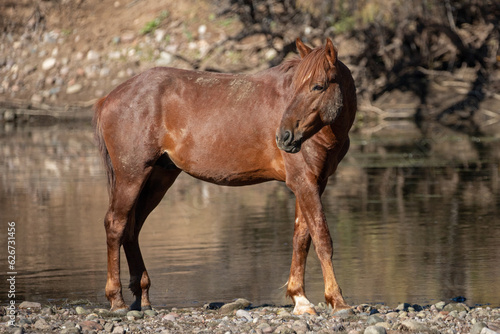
left=164, top=141, right=285, bottom=186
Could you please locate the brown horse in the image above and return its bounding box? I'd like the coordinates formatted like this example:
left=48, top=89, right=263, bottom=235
left=93, top=38, right=356, bottom=315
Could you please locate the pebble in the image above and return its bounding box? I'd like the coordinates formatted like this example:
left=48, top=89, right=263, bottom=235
left=66, top=83, right=83, bottom=94
left=79, top=320, right=104, bottom=331
left=401, top=319, right=429, bottom=331
left=472, top=322, right=488, bottom=334
left=86, top=50, right=100, bottom=61
left=367, top=314, right=384, bottom=325
left=75, top=306, right=89, bottom=315
left=435, top=301, right=446, bottom=310
left=235, top=309, right=252, bottom=321
left=19, top=301, right=42, bottom=310
left=481, top=328, right=500, bottom=334
left=34, top=318, right=51, bottom=330
left=364, top=325, right=386, bottom=334
left=333, top=307, right=355, bottom=317
left=42, top=57, right=57, bottom=71
left=121, top=31, right=135, bottom=43
left=219, top=298, right=251, bottom=314
left=156, top=51, right=173, bottom=66
left=112, top=325, right=125, bottom=334
left=127, top=310, right=144, bottom=319
left=144, top=309, right=158, bottom=317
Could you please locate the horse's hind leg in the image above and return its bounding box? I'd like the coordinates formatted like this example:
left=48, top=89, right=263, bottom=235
left=104, top=167, right=153, bottom=312
left=124, top=166, right=181, bottom=310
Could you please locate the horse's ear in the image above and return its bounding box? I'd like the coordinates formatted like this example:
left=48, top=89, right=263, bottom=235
left=296, top=38, right=312, bottom=58
left=325, top=38, right=337, bottom=67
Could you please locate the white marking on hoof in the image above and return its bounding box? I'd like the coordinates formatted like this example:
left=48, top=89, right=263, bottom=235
left=293, top=295, right=317, bottom=315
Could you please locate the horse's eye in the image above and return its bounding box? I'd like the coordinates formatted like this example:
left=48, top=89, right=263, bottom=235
left=312, top=84, right=325, bottom=92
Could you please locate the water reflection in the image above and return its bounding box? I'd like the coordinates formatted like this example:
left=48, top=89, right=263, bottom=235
left=0, top=120, right=499, bottom=308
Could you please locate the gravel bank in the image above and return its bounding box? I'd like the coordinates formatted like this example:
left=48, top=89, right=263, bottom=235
left=1, top=299, right=499, bottom=334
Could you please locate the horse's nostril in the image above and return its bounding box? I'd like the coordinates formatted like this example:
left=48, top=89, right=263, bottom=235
left=283, top=130, right=292, bottom=145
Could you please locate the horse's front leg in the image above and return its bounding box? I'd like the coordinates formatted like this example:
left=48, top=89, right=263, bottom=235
left=295, top=184, right=350, bottom=313
left=286, top=202, right=316, bottom=315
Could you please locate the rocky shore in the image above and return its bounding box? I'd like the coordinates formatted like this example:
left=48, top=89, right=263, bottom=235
left=1, top=299, right=499, bottom=334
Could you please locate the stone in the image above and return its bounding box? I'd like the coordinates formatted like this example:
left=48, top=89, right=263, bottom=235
left=75, top=306, right=89, bottom=315
left=364, top=325, right=386, bottom=334
left=333, top=308, right=355, bottom=317
left=108, top=51, right=122, bottom=59
left=236, top=309, right=252, bottom=321
left=104, top=322, right=114, bottom=332
left=367, top=315, right=384, bottom=325
left=66, top=83, right=83, bottom=94
left=86, top=50, right=100, bottom=61
left=156, top=51, right=173, bottom=66
left=163, top=313, right=178, bottom=321
left=127, top=310, right=144, bottom=319
left=276, top=309, right=292, bottom=317
left=79, top=320, right=104, bottom=331
left=291, top=319, right=310, bottom=332
left=144, top=309, right=157, bottom=317
left=375, top=322, right=391, bottom=329
left=401, top=319, right=429, bottom=332
left=443, top=302, right=470, bottom=313
left=100, top=67, right=111, bottom=77
left=42, top=57, right=57, bottom=71
left=481, top=328, right=499, bottom=334
left=112, top=325, right=125, bottom=334
left=112, top=308, right=128, bottom=316
left=265, top=48, right=277, bottom=60
left=471, top=322, right=487, bottom=334
left=257, top=322, right=273, bottom=334
left=385, top=312, right=398, bottom=319
left=41, top=307, right=54, bottom=316
left=34, top=318, right=51, bottom=330
left=19, top=301, right=42, bottom=310
left=434, top=301, right=446, bottom=310
left=274, top=324, right=295, bottom=334
left=154, top=29, right=166, bottom=43
left=396, top=303, right=411, bottom=311
left=121, top=32, right=135, bottom=43
left=219, top=298, right=251, bottom=314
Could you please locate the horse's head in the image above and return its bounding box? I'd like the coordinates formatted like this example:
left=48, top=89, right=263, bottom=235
left=276, top=38, right=343, bottom=153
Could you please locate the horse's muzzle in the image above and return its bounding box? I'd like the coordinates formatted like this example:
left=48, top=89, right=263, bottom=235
left=276, top=129, right=302, bottom=153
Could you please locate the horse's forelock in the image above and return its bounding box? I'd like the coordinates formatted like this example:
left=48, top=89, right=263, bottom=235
left=292, top=48, right=330, bottom=88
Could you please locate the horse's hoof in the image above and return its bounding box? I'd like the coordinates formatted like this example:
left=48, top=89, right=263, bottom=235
left=141, top=305, right=152, bottom=311
left=293, top=305, right=317, bottom=315
left=292, top=295, right=317, bottom=315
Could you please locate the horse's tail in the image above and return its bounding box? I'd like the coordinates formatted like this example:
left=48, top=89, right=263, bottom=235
left=92, top=96, right=115, bottom=195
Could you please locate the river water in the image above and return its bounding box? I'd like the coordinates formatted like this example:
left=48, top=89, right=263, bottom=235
left=1, top=119, right=499, bottom=309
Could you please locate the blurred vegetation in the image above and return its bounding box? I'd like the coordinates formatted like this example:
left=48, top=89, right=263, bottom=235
left=140, top=10, right=169, bottom=35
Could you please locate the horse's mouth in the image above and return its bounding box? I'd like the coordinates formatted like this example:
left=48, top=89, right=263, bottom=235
left=282, top=142, right=302, bottom=153
left=276, top=134, right=302, bottom=153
